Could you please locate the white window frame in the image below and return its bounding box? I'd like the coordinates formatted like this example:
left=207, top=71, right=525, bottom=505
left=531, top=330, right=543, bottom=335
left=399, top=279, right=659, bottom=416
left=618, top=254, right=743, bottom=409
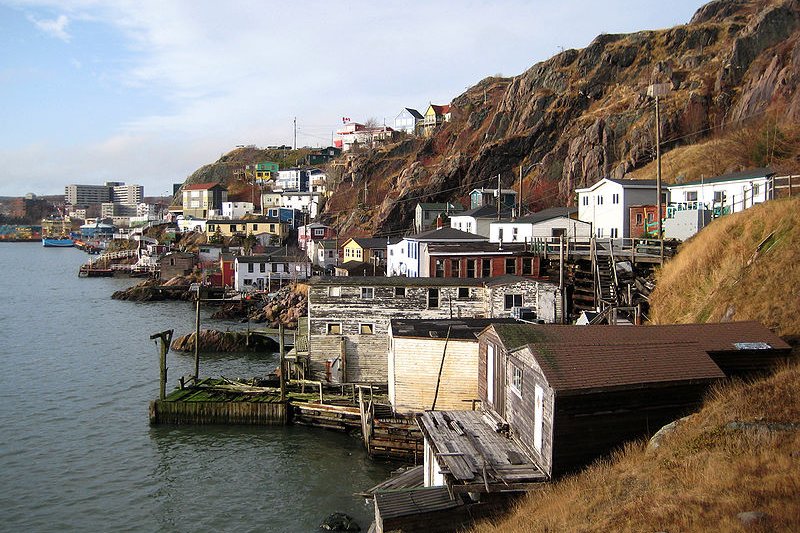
left=328, top=286, right=341, bottom=297
left=510, top=363, right=523, bottom=398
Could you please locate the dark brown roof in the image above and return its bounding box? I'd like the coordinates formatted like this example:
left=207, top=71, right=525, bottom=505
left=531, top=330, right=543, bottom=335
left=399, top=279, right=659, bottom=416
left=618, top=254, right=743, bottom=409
left=391, top=318, right=518, bottom=341
left=488, top=322, right=789, bottom=353
left=518, top=340, right=725, bottom=394
left=183, top=182, right=226, bottom=191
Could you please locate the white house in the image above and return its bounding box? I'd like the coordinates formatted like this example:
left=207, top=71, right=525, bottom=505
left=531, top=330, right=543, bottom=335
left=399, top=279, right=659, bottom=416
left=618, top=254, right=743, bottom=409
left=394, top=108, right=423, bottom=135
left=176, top=216, right=207, bottom=233
left=280, top=191, right=322, bottom=220
left=450, top=205, right=511, bottom=238
left=308, top=239, right=339, bottom=271
left=274, top=169, right=309, bottom=192
left=222, top=201, right=254, bottom=219
left=234, top=250, right=311, bottom=291
left=386, top=227, right=487, bottom=278
left=575, top=178, right=658, bottom=238
left=666, top=168, right=774, bottom=217
left=308, top=168, right=328, bottom=195
left=489, top=207, right=592, bottom=243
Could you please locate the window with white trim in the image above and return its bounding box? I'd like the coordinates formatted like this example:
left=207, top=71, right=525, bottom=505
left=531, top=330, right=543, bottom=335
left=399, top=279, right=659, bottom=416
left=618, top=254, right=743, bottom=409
left=510, top=363, right=523, bottom=397
left=328, top=286, right=341, bottom=297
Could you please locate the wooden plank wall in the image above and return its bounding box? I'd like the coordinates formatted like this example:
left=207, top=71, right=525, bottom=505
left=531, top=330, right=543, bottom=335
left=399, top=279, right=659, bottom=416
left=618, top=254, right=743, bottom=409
left=149, top=400, right=288, bottom=425
left=391, top=337, right=479, bottom=414
left=551, top=382, right=714, bottom=477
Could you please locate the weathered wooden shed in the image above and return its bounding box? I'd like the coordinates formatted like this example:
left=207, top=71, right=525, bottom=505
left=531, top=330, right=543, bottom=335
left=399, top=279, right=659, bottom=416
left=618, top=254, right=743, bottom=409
left=477, top=322, right=790, bottom=478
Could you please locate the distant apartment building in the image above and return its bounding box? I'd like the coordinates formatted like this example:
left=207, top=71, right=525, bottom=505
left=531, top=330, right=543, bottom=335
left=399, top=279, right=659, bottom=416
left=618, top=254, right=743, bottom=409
left=65, top=182, right=143, bottom=208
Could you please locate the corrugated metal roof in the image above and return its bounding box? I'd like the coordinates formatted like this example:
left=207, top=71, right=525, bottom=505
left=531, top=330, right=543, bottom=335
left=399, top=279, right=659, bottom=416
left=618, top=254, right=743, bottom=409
left=375, top=486, right=460, bottom=520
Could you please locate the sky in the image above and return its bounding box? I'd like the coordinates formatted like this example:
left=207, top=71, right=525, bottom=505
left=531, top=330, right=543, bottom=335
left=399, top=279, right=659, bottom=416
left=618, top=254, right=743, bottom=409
left=0, top=0, right=706, bottom=198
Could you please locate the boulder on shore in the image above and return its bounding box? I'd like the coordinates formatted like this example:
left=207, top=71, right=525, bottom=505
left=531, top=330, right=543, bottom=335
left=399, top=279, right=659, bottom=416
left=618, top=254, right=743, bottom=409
left=171, top=329, right=278, bottom=352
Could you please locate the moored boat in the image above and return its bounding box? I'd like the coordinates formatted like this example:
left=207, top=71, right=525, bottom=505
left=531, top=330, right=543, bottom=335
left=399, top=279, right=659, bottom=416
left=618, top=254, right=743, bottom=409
left=42, top=237, right=75, bottom=247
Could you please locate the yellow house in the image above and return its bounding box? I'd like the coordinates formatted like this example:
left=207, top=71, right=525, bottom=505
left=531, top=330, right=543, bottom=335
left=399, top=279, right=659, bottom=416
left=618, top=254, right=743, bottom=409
left=206, top=217, right=288, bottom=241
left=422, top=104, right=451, bottom=137
left=182, top=182, right=228, bottom=219
left=341, top=237, right=388, bottom=264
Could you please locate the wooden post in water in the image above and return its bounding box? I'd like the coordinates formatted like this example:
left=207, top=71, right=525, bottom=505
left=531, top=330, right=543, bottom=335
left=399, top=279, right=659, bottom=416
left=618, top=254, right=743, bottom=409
left=150, top=329, right=174, bottom=400
left=279, top=324, right=286, bottom=401
left=194, top=291, right=201, bottom=381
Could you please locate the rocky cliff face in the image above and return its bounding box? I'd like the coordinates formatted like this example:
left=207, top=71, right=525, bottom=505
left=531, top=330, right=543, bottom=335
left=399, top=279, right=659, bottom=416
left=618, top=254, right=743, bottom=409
left=323, top=0, right=800, bottom=236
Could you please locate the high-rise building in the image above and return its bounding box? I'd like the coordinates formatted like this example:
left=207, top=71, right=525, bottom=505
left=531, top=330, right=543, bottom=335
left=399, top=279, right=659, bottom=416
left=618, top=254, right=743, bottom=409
left=65, top=182, right=144, bottom=208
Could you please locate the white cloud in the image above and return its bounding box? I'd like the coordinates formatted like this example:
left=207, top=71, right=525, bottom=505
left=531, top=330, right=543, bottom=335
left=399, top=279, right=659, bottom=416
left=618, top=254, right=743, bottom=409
left=0, top=0, right=705, bottom=196
left=28, top=13, right=71, bottom=41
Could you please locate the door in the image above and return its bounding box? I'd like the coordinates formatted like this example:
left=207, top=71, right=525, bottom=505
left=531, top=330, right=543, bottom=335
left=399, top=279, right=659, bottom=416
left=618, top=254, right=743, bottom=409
left=486, top=344, right=494, bottom=405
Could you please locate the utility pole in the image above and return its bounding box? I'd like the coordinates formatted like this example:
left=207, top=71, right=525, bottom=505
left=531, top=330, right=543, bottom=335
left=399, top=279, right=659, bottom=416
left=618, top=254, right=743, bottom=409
left=293, top=117, right=297, bottom=150
left=648, top=83, right=671, bottom=240
left=518, top=166, right=523, bottom=218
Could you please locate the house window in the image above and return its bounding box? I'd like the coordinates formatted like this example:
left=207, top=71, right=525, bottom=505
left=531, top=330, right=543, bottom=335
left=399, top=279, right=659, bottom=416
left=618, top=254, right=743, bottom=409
left=713, top=191, right=726, bottom=203
left=752, top=183, right=760, bottom=196
left=511, top=363, right=523, bottom=397
left=450, top=259, right=460, bottom=277
left=512, top=227, right=519, bottom=241
left=247, top=263, right=254, bottom=273
left=685, top=191, right=698, bottom=202
left=270, top=224, right=276, bottom=233
left=610, top=228, right=619, bottom=238
left=244, top=279, right=252, bottom=285
left=313, top=228, right=325, bottom=236
left=597, top=227, right=604, bottom=238
left=466, top=259, right=476, bottom=278
left=505, top=258, right=516, bottom=275
left=434, top=260, right=444, bottom=278
left=428, top=288, right=439, bottom=308
left=260, top=263, right=266, bottom=273
left=229, top=224, right=237, bottom=232
left=482, top=259, right=491, bottom=277
left=636, top=213, right=643, bottom=225
left=647, top=212, right=654, bottom=223
left=582, top=196, right=589, bottom=206
left=252, top=224, right=258, bottom=231
left=458, top=287, right=470, bottom=299
left=498, top=228, right=504, bottom=242
left=504, top=294, right=523, bottom=310
left=612, top=193, right=619, bottom=204
left=359, top=323, right=374, bottom=335
left=522, top=258, right=533, bottom=276
left=326, top=323, right=342, bottom=335
left=596, top=195, right=604, bottom=205
left=394, top=287, right=406, bottom=297
left=328, top=286, right=341, bottom=297
left=361, top=287, right=374, bottom=299
left=466, top=222, right=473, bottom=233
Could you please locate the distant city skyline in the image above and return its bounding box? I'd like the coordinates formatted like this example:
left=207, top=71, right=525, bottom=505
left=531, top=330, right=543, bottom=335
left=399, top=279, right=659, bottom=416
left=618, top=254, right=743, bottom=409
left=0, top=0, right=705, bottom=197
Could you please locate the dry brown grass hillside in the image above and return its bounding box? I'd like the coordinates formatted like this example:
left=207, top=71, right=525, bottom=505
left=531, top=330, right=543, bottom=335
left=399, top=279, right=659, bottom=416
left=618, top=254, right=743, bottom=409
left=650, top=196, right=800, bottom=336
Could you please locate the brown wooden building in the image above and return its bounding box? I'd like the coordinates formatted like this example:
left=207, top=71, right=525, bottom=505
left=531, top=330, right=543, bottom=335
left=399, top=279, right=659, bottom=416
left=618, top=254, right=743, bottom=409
left=476, top=322, right=791, bottom=478
left=159, top=252, right=197, bottom=281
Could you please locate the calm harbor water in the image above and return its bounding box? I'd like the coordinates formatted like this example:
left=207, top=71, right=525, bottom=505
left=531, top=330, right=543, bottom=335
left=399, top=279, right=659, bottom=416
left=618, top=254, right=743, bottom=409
left=0, top=243, right=392, bottom=532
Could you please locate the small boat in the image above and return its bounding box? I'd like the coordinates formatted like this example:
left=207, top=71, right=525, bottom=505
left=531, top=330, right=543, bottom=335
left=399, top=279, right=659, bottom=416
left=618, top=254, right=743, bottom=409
left=42, top=237, right=75, bottom=247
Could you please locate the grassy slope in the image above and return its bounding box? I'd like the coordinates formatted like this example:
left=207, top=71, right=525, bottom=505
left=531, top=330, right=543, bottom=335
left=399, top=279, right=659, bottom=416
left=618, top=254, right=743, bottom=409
left=650, top=196, right=800, bottom=336
left=472, top=198, right=800, bottom=532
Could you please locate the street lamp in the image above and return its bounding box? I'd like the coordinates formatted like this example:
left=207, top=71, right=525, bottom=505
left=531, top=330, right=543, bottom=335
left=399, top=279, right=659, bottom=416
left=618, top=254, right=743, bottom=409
left=647, top=83, right=671, bottom=239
